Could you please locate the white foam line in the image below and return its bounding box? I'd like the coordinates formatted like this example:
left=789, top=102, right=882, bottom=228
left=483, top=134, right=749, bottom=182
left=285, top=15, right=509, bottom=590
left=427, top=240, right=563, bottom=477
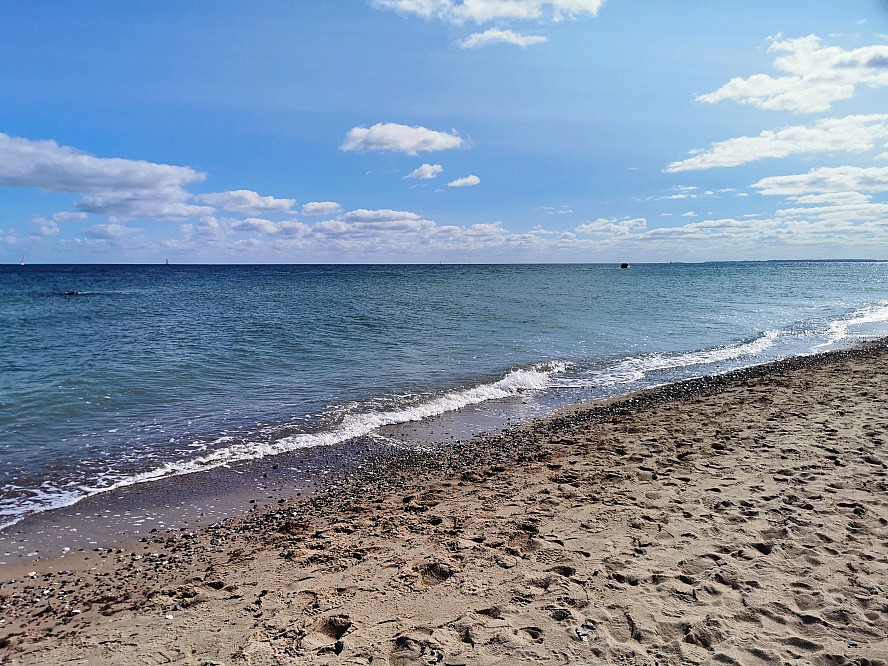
left=0, top=361, right=569, bottom=530
left=591, top=330, right=780, bottom=388
left=815, top=301, right=888, bottom=349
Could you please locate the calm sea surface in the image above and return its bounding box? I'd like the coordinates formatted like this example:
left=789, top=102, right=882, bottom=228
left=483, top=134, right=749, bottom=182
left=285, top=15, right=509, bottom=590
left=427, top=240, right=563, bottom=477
left=2, top=262, right=888, bottom=530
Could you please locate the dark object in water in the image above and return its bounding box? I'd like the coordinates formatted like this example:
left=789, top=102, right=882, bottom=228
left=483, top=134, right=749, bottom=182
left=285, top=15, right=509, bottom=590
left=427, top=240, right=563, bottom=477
left=620, top=262, right=630, bottom=269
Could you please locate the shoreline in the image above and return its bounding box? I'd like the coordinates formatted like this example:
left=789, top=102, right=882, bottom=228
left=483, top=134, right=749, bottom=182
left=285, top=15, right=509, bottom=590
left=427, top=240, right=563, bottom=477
left=0, top=336, right=860, bottom=559
left=2, top=340, right=888, bottom=664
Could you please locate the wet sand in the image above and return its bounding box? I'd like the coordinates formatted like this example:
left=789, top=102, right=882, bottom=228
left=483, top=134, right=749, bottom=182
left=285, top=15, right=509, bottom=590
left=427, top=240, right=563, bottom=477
left=2, top=342, right=888, bottom=665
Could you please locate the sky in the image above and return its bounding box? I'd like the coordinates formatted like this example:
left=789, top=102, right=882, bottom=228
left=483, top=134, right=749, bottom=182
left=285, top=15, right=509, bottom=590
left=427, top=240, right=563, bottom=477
left=2, top=1, right=888, bottom=264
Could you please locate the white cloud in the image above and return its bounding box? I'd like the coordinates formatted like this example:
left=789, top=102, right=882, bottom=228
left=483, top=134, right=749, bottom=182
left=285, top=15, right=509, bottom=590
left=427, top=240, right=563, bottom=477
left=371, top=0, right=604, bottom=24
left=752, top=166, right=888, bottom=196
left=57, top=201, right=888, bottom=261
left=338, top=209, right=433, bottom=231
left=776, top=201, right=888, bottom=224
left=465, top=221, right=508, bottom=235
left=0, top=133, right=207, bottom=220
left=790, top=192, right=872, bottom=205
left=0, top=133, right=204, bottom=193
left=745, top=166, right=888, bottom=228
left=176, top=217, right=224, bottom=244
left=666, top=114, right=888, bottom=172
left=83, top=223, right=137, bottom=239
left=53, top=211, right=88, bottom=222
left=77, top=195, right=213, bottom=220
left=301, top=201, right=342, bottom=216
left=195, top=190, right=295, bottom=215
left=537, top=205, right=573, bottom=215
left=315, top=219, right=352, bottom=235
left=232, top=217, right=281, bottom=235
left=229, top=217, right=312, bottom=237
left=697, top=35, right=888, bottom=114
left=32, top=217, right=60, bottom=236
left=681, top=211, right=697, bottom=217
left=447, top=174, right=481, bottom=187
left=575, top=217, right=647, bottom=235
left=279, top=221, right=312, bottom=237
left=31, top=211, right=87, bottom=236
left=459, top=29, right=547, bottom=48
left=405, top=163, right=444, bottom=179
left=341, top=123, right=464, bottom=155
left=341, top=209, right=423, bottom=223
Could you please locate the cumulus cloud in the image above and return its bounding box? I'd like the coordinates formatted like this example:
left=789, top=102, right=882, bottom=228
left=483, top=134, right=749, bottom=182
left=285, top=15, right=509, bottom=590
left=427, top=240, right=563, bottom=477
left=371, top=0, right=604, bottom=24
left=31, top=211, right=87, bottom=236
left=749, top=166, right=888, bottom=224
left=52, top=199, right=888, bottom=261
left=339, top=209, right=433, bottom=231
left=751, top=165, right=888, bottom=197
left=76, top=195, right=213, bottom=220
left=0, top=133, right=207, bottom=220
left=459, top=29, right=547, bottom=48
left=776, top=201, right=888, bottom=225
left=303, top=209, right=437, bottom=243
left=279, top=221, right=312, bottom=236
left=0, top=133, right=204, bottom=193
left=342, top=209, right=423, bottom=223
left=405, top=163, right=444, bottom=179
left=341, top=123, right=464, bottom=155
left=301, top=201, right=342, bottom=216
left=465, top=221, right=508, bottom=235
left=31, top=218, right=60, bottom=237
left=229, top=217, right=312, bottom=236
left=666, top=114, right=888, bottom=172
left=447, top=174, right=481, bottom=187
left=231, top=217, right=282, bottom=235
left=575, top=217, right=647, bottom=235
left=697, top=35, right=888, bottom=114
left=195, top=190, right=295, bottom=215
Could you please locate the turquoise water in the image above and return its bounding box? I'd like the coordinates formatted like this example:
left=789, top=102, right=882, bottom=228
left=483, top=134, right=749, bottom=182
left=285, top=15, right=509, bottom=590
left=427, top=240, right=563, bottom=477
left=2, top=261, right=888, bottom=529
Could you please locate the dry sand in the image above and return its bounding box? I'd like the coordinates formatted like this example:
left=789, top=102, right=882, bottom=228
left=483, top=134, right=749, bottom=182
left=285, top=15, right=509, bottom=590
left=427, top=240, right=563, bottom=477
left=2, top=342, right=888, bottom=665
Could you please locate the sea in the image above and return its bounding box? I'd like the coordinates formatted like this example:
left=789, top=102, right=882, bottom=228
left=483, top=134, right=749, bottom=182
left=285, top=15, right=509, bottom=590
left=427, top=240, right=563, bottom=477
left=2, top=262, right=888, bottom=551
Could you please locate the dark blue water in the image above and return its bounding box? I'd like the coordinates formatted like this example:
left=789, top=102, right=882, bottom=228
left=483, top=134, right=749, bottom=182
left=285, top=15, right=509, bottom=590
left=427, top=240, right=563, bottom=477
left=2, top=262, right=888, bottom=529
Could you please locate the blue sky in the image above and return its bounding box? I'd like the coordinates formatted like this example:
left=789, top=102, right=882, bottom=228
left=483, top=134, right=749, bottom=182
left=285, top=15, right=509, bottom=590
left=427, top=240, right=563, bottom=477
left=2, top=0, right=888, bottom=263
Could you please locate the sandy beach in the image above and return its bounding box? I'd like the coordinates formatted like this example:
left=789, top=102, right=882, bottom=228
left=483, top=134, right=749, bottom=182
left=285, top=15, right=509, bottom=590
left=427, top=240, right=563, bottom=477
left=2, top=342, right=888, bottom=665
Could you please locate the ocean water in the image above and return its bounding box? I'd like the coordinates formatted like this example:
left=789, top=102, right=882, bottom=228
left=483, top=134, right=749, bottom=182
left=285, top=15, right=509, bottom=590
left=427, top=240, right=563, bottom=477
left=2, top=261, right=888, bottom=531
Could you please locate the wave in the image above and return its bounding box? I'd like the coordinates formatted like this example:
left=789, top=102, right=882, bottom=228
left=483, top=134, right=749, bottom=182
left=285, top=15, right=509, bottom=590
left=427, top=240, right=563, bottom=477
left=583, top=330, right=780, bottom=388
left=0, top=361, right=569, bottom=530
left=6, top=299, right=888, bottom=531
left=817, top=301, right=888, bottom=349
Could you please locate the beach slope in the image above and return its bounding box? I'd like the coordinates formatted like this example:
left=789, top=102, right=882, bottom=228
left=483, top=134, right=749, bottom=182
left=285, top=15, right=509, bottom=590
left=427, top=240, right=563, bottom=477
left=2, top=343, right=888, bottom=665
